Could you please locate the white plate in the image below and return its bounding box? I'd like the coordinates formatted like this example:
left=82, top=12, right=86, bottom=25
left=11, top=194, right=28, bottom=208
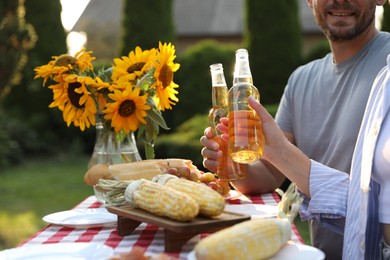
left=224, top=204, right=278, bottom=219
left=224, top=190, right=243, bottom=200
left=187, top=241, right=325, bottom=260
left=0, top=243, right=114, bottom=260
left=269, top=241, right=325, bottom=260
left=43, top=208, right=117, bottom=229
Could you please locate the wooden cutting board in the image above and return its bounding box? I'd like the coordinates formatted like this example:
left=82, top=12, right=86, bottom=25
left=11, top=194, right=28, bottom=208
left=107, top=205, right=250, bottom=252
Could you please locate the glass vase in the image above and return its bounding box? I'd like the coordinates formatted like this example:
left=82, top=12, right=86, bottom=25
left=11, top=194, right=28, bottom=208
left=88, top=119, right=142, bottom=202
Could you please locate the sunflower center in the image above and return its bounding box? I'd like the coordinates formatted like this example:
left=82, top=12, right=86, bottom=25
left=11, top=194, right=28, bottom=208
left=127, top=62, right=145, bottom=74
left=159, top=64, right=173, bottom=89
left=119, top=100, right=136, bottom=118
left=54, top=54, right=77, bottom=67
left=68, top=82, right=84, bottom=109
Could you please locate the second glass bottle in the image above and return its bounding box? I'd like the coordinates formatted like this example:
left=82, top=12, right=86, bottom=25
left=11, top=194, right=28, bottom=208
left=209, top=63, right=247, bottom=181
left=227, top=49, right=264, bottom=164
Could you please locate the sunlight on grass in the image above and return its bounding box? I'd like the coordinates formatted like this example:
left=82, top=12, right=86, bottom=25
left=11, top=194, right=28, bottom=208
left=0, top=154, right=92, bottom=250
left=0, top=212, right=39, bottom=249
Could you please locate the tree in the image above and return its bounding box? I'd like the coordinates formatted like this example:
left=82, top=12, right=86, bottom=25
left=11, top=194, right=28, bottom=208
left=2, top=0, right=84, bottom=162
left=382, top=1, right=390, bottom=32
left=119, top=0, right=175, bottom=56
left=6, top=0, right=67, bottom=124
left=245, top=0, right=302, bottom=104
left=0, top=0, right=36, bottom=101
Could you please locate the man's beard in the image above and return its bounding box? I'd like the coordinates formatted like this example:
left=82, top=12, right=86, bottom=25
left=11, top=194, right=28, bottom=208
left=314, top=2, right=375, bottom=41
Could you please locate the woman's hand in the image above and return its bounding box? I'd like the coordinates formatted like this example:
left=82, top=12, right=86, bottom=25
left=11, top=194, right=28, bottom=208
left=200, top=127, right=222, bottom=172
left=248, top=96, right=289, bottom=163
left=248, top=96, right=311, bottom=196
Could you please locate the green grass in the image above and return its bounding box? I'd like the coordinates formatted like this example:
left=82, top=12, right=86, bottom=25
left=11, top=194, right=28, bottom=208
left=0, top=154, right=311, bottom=250
left=294, top=217, right=311, bottom=245
left=0, top=154, right=92, bottom=250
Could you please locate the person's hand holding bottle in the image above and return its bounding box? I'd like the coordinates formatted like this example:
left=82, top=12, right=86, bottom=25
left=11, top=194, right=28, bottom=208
left=247, top=96, right=311, bottom=196
left=201, top=96, right=283, bottom=172
left=200, top=117, right=229, bottom=173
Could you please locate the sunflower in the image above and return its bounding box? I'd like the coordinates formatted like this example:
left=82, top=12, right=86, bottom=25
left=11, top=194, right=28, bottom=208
left=71, top=48, right=95, bottom=72
left=111, top=47, right=156, bottom=85
left=151, top=42, right=181, bottom=111
left=34, top=60, right=71, bottom=86
left=103, top=82, right=150, bottom=134
left=87, top=76, right=112, bottom=113
left=34, top=44, right=180, bottom=160
left=49, top=74, right=97, bottom=131
left=34, top=48, right=95, bottom=86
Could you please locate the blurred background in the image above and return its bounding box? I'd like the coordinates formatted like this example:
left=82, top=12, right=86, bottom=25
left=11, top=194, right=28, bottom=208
left=1, top=0, right=389, bottom=250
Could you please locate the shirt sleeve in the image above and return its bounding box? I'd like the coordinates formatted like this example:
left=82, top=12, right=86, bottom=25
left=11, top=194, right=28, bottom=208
left=299, top=160, right=349, bottom=233
left=275, top=82, right=293, bottom=133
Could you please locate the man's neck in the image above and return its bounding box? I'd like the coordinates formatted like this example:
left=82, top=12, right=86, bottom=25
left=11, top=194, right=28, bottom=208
left=330, top=27, right=379, bottom=64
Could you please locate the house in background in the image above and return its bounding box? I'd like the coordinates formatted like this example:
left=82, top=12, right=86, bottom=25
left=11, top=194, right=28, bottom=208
left=71, top=0, right=325, bottom=60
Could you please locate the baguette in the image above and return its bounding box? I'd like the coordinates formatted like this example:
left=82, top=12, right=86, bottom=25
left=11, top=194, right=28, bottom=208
left=84, top=158, right=201, bottom=186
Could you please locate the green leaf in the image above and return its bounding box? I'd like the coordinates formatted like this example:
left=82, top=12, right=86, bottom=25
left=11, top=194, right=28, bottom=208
left=146, top=96, right=158, bottom=109
left=102, top=67, right=113, bottom=82
left=147, top=108, right=169, bottom=130
left=137, top=125, right=145, bottom=139
left=145, top=117, right=159, bottom=141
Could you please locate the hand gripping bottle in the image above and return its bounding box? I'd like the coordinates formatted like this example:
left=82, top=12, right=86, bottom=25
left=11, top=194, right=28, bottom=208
left=227, top=49, right=264, bottom=164
left=209, top=63, right=247, bottom=181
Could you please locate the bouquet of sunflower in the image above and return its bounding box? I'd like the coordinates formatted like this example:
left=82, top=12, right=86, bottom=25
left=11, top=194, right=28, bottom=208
left=34, top=42, right=180, bottom=160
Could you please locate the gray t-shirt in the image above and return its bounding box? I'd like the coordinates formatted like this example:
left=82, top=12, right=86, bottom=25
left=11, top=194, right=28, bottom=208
left=275, top=32, right=390, bottom=259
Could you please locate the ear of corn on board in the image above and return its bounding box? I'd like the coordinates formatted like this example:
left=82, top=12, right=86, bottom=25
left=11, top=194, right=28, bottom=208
left=106, top=205, right=250, bottom=252
left=96, top=175, right=226, bottom=220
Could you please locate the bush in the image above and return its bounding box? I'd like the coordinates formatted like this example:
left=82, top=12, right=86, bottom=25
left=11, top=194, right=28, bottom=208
left=0, top=107, right=57, bottom=167
left=0, top=119, right=22, bottom=167
left=154, top=114, right=208, bottom=169
left=302, top=40, right=331, bottom=64
left=164, top=40, right=238, bottom=130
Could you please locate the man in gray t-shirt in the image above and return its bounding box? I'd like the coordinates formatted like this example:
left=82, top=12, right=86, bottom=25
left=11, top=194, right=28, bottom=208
left=200, top=1, right=390, bottom=259
left=275, top=32, right=390, bottom=259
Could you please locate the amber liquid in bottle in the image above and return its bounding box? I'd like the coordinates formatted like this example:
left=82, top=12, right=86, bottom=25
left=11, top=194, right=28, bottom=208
left=209, top=64, right=246, bottom=181
left=228, top=49, right=264, bottom=164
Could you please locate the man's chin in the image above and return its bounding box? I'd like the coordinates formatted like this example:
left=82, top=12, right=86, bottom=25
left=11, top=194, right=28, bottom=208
left=324, top=27, right=358, bottom=41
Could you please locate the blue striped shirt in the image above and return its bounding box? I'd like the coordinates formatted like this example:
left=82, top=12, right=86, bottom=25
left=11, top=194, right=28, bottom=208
left=299, top=54, right=390, bottom=260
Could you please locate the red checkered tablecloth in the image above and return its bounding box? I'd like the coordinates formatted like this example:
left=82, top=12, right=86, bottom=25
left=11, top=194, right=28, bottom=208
left=19, top=192, right=304, bottom=259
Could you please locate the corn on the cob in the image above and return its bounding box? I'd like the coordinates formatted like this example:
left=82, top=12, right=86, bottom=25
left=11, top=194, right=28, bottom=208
left=195, top=218, right=291, bottom=260
left=124, top=179, right=199, bottom=221
left=152, top=174, right=225, bottom=217
left=194, top=183, right=303, bottom=260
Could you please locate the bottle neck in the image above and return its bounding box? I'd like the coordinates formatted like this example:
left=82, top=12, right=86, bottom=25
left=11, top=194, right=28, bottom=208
left=233, top=76, right=253, bottom=85
left=211, top=84, right=228, bottom=107
left=233, top=49, right=253, bottom=85
left=210, top=63, right=228, bottom=108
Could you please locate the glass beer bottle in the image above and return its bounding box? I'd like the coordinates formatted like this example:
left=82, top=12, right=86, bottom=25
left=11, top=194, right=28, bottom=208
left=209, top=63, right=228, bottom=138
left=228, top=49, right=264, bottom=164
left=209, top=63, right=246, bottom=181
